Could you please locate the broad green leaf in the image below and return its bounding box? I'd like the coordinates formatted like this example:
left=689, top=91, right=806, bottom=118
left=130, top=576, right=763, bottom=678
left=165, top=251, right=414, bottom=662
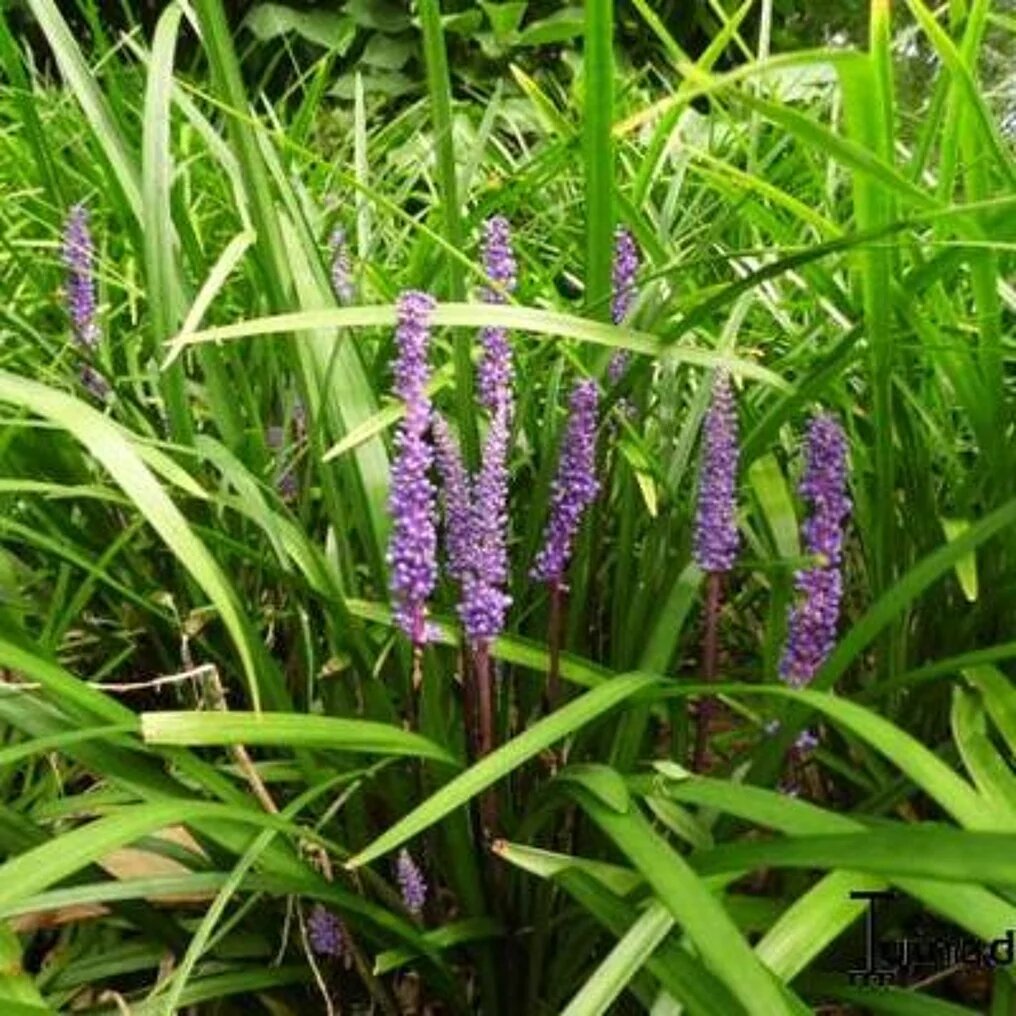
left=163, top=304, right=789, bottom=390
left=561, top=902, right=675, bottom=1016
left=140, top=711, right=455, bottom=764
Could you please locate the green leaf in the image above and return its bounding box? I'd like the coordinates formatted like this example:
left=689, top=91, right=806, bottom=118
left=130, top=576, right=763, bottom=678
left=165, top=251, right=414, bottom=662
left=518, top=8, right=585, bottom=46
left=374, top=918, right=503, bottom=974
left=140, top=711, right=456, bottom=764
left=963, top=666, right=1016, bottom=753
left=243, top=3, right=356, bottom=51
left=480, top=1, right=528, bottom=39
left=346, top=673, right=657, bottom=867
left=346, top=0, right=411, bottom=31
left=163, top=304, right=789, bottom=390
left=362, top=32, right=415, bottom=70
left=560, top=902, right=674, bottom=1016
left=695, top=828, right=1016, bottom=885
left=941, top=517, right=978, bottom=601
left=749, top=454, right=800, bottom=559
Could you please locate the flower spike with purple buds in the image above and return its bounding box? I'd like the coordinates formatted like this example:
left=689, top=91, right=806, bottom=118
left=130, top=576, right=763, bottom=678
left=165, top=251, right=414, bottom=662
left=780, top=413, right=851, bottom=688
left=460, top=400, right=513, bottom=642
left=691, top=371, right=739, bottom=772
left=532, top=379, right=600, bottom=586
left=693, top=372, right=740, bottom=574
left=477, top=215, right=518, bottom=414
left=431, top=414, right=473, bottom=586
left=396, top=849, right=427, bottom=915
left=63, top=204, right=100, bottom=349
left=387, top=292, right=439, bottom=647
left=329, top=227, right=353, bottom=304
left=63, top=204, right=110, bottom=400
left=608, top=227, right=640, bottom=385
left=307, top=904, right=346, bottom=958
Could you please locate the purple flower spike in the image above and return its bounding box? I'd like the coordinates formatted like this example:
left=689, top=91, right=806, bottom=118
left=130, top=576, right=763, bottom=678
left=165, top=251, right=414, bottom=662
left=693, top=373, right=740, bottom=573
left=329, top=227, right=353, bottom=304
left=432, top=413, right=473, bottom=585
left=531, top=379, right=600, bottom=585
left=396, top=849, right=427, bottom=915
left=478, top=216, right=518, bottom=414
left=387, top=292, right=439, bottom=646
left=63, top=204, right=100, bottom=350
left=460, top=400, right=513, bottom=641
left=307, top=904, right=345, bottom=957
left=780, top=413, right=851, bottom=688
left=608, top=227, right=640, bottom=384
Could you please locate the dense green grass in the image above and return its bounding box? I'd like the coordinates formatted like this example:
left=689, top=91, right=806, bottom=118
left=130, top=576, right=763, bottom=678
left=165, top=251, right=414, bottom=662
left=0, top=0, right=1015, bottom=1012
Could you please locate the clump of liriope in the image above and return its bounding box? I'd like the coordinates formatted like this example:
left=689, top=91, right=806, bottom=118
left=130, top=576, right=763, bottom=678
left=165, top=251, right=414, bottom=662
left=780, top=412, right=851, bottom=687
left=62, top=204, right=108, bottom=400
left=691, top=371, right=740, bottom=771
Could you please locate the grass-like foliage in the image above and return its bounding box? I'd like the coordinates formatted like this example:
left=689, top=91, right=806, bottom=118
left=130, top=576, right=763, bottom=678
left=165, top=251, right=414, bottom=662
left=0, top=0, right=1015, bottom=1012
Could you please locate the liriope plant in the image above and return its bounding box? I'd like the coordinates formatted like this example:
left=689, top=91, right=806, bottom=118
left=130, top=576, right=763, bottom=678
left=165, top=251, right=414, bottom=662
left=0, top=0, right=1012, bottom=1012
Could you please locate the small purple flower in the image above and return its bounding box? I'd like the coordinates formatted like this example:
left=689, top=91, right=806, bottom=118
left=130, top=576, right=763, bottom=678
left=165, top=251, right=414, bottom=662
left=608, top=227, right=640, bottom=385
left=610, top=227, right=639, bottom=326
left=63, top=203, right=100, bottom=349
left=780, top=413, right=851, bottom=688
left=693, top=373, right=740, bottom=573
left=396, top=849, right=427, bottom=915
left=792, top=729, right=820, bottom=757
left=432, top=413, right=473, bottom=585
left=460, top=400, right=513, bottom=642
left=531, top=379, right=600, bottom=585
left=477, top=216, right=517, bottom=414
left=329, top=227, right=353, bottom=304
left=307, top=904, right=345, bottom=957
left=387, top=292, right=439, bottom=646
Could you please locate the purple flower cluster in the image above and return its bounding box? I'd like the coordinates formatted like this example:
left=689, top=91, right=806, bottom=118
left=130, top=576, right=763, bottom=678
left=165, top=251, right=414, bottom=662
left=329, top=227, right=353, bottom=304
left=693, top=373, right=740, bottom=573
left=460, top=401, right=512, bottom=641
left=396, top=849, right=427, bottom=915
left=432, top=414, right=474, bottom=585
left=63, top=204, right=100, bottom=349
left=307, top=904, right=345, bottom=957
left=63, top=204, right=110, bottom=400
left=477, top=215, right=518, bottom=414
left=532, top=379, right=600, bottom=585
left=387, top=292, right=439, bottom=646
left=608, top=227, right=640, bottom=385
left=430, top=218, right=519, bottom=646
left=780, top=413, right=851, bottom=687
